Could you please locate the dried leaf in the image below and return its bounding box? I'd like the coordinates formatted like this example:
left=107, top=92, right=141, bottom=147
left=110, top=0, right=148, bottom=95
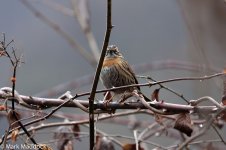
left=0, top=50, right=6, bottom=56
left=72, top=124, right=81, bottom=141
left=224, top=68, right=226, bottom=74
left=220, top=114, right=226, bottom=124
left=154, top=114, right=163, bottom=125
left=104, top=92, right=112, bottom=102
left=220, top=112, right=226, bottom=123
left=11, top=129, right=19, bottom=143
left=151, top=89, right=160, bottom=101
left=71, top=0, right=90, bottom=33
left=11, top=77, right=16, bottom=83
left=95, top=135, right=115, bottom=150
left=0, top=105, right=6, bottom=111
left=174, top=113, right=193, bottom=137
left=219, top=95, right=226, bottom=122
left=213, top=119, right=224, bottom=129
left=221, top=95, right=226, bottom=106
left=53, top=126, right=74, bottom=150
left=122, top=143, right=144, bottom=150
left=7, top=110, right=21, bottom=129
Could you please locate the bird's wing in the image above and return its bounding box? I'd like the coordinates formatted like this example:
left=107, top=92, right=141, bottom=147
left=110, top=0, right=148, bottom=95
left=120, top=59, right=141, bottom=91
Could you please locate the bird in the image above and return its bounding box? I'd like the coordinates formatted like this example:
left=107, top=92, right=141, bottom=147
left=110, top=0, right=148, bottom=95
left=100, top=45, right=151, bottom=102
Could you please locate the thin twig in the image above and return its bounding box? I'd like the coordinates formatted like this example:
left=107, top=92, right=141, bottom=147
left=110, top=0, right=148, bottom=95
left=137, top=122, right=159, bottom=141
left=41, top=0, right=74, bottom=16
left=42, top=0, right=100, bottom=61
left=58, top=91, right=88, bottom=113
left=2, top=128, right=10, bottom=150
left=15, top=96, right=78, bottom=132
left=35, top=73, right=94, bottom=97
left=88, top=0, right=113, bottom=149
left=132, top=91, right=166, bottom=114
left=190, top=96, right=223, bottom=108
left=70, top=0, right=100, bottom=61
left=83, top=124, right=123, bottom=148
left=73, top=72, right=225, bottom=98
left=7, top=110, right=141, bottom=139
left=20, top=0, right=96, bottom=67
left=167, top=139, right=223, bottom=149
left=138, top=75, right=189, bottom=103
left=211, top=125, right=226, bottom=144
left=0, top=35, right=39, bottom=147
left=124, top=72, right=225, bottom=92
left=10, top=60, right=39, bottom=147
left=177, top=0, right=210, bottom=72
left=133, top=130, right=139, bottom=150
left=92, top=133, right=167, bottom=149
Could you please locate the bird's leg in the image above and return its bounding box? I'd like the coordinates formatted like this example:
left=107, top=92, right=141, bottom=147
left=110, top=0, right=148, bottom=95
left=103, top=91, right=114, bottom=103
left=103, top=92, right=116, bottom=114
left=132, top=90, right=144, bottom=102
left=118, top=91, right=133, bottom=103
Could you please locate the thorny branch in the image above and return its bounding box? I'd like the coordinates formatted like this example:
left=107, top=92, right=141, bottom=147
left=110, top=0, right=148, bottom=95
left=0, top=34, right=40, bottom=148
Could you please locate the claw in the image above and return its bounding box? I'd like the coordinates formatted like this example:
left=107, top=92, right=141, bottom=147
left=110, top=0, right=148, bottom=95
left=103, top=94, right=115, bottom=114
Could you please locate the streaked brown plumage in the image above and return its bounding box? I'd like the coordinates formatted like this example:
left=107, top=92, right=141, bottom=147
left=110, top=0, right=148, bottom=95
left=100, top=45, right=150, bottom=101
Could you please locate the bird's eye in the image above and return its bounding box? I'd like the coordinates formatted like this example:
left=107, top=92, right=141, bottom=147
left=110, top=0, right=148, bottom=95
left=114, top=50, right=120, bottom=56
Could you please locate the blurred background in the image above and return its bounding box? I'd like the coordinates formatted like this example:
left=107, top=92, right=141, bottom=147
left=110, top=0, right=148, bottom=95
left=0, top=0, right=226, bottom=149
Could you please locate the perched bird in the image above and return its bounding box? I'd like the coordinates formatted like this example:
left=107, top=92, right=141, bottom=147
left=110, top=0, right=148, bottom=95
left=100, top=45, right=151, bottom=102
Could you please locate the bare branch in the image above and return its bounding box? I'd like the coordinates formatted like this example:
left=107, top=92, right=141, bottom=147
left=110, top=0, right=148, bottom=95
left=190, top=96, right=223, bottom=108
left=88, top=0, right=113, bottom=149
left=7, top=110, right=141, bottom=139
left=132, top=91, right=166, bottom=114
left=138, top=75, right=189, bottom=103
left=20, top=0, right=97, bottom=67
left=41, top=0, right=74, bottom=16
left=71, top=0, right=100, bottom=61
left=0, top=87, right=219, bottom=114
left=0, top=35, right=40, bottom=147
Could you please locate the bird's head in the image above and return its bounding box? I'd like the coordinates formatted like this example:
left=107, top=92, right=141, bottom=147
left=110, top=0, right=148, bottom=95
left=105, top=45, right=123, bottom=59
